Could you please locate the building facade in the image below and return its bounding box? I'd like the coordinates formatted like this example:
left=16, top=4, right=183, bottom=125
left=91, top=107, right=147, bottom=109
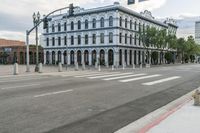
left=195, top=21, right=200, bottom=45
left=0, top=39, right=43, bottom=64
left=42, top=2, right=177, bottom=67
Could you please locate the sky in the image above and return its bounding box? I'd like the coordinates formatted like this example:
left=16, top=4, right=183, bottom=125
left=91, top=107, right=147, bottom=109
left=0, top=0, right=200, bottom=43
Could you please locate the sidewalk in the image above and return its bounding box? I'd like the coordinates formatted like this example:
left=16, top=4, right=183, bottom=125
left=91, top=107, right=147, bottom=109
left=115, top=89, right=200, bottom=133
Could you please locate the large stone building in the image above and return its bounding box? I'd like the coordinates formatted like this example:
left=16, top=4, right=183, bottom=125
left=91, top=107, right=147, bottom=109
left=195, top=21, right=200, bottom=45
left=42, top=2, right=177, bottom=67
left=0, top=39, right=43, bottom=64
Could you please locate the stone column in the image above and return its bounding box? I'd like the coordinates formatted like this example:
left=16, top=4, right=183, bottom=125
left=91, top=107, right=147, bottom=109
left=49, top=51, right=52, bottom=64
left=127, top=50, right=130, bottom=66
left=122, top=49, right=125, bottom=66
left=67, top=51, right=70, bottom=65
left=136, top=50, right=139, bottom=65
left=97, top=50, right=100, bottom=65
left=61, top=51, right=64, bottom=64
left=55, top=51, right=58, bottom=64
left=114, top=50, right=119, bottom=68
left=89, top=51, right=92, bottom=66
left=105, top=50, right=109, bottom=67
left=82, top=52, right=84, bottom=64
left=74, top=51, right=77, bottom=64
left=43, top=52, right=46, bottom=65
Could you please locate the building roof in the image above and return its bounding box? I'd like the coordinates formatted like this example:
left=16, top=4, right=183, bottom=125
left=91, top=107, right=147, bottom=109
left=0, top=39, right=25, bottom=47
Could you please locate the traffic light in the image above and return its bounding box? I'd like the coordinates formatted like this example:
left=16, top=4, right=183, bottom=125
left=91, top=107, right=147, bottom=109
left=69, top=3, right=74, bottom=16
left=43, top=18, right=48, bottom=29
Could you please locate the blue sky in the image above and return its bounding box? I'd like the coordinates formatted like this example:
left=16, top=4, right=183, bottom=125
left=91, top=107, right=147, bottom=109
left=0, top=0, right=199, bottom=42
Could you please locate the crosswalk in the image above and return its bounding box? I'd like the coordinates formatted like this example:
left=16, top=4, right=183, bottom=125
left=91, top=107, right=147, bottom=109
left=45, top=71, right=181, bottom=86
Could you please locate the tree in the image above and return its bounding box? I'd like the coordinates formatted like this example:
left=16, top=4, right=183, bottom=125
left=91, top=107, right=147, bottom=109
left=176, top=38, right=186, bottom=63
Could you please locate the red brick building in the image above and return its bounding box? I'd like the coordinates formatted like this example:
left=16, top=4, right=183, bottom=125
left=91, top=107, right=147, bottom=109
left=0, top=39, right=43, bottom=64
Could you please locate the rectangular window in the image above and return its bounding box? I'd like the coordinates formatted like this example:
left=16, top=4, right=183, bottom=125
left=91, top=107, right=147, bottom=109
left=100, top=33, right=104, bottom=44
left=46, top=38, right=49, bottom=46
left=130, top=35, right=132, bottom=44
left=85, top=35, right=88, bottom=44
left=109, top=32, right=113, bottom=43
left=78, top=35, right=81, bottom=45
left=125, top=34, right=127, bottom=44
left=52, top=37, right=55, bottom=46
left=58, top=37, right=61, bottom=46
left=64, top=36, right=67, bottom=45
left=71, top=36, right=74, bottom=45
left=119, top=33, right=122, bottom=43
left=92, top=34, right=96, bottom=44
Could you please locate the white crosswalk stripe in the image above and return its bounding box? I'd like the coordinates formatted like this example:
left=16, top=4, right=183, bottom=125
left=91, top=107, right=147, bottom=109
left=75, top=72, right=121, bottom=78
left=119, top=74, right=161, bottom=83
left=103, top=73, right=147, bottom=81
left=88, top=73, right=133, bottom=79
left=142, top=76, right=181, bottom=86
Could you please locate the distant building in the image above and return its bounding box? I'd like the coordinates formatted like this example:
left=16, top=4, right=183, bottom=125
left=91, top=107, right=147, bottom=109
left=42, top=2, right=178, bottom=66
left=195, top=21, right=200, bottom=44
left=0, top=39, right=43, bottom=64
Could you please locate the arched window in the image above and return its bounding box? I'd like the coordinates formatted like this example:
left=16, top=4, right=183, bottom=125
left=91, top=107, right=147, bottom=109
left=109, top=16, right=113, bottom=27
left=78, top=20, right=81, bottom=30
left=109, top=32, right=113, bottom=43
left=85, top=34, right=88, bottom=44
left=92, top=18, right=96, bottom=28
left=58, top=23, right=61, bottom=32
left=85, top=20, right=88, bottom=29
left=71, top=21, right=74, bottom=30
left=52, top=24, right=55, bottom=32
left=125, top=18, right=128, bottom=28
left=100, top=17, right=104, bottom=28
left=120, top=17, right=122, bottom=27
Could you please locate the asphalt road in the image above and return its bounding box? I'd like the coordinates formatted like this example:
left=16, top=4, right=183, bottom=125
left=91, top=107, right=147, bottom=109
left=0, top=64, right=200, bottom=133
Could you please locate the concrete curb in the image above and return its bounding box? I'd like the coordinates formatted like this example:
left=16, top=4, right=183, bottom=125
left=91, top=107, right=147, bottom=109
left=115, top=88, right=198, bottom=133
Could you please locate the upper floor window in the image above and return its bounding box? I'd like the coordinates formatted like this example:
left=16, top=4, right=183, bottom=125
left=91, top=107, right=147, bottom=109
left=135, top=21, right=137, bottom=30
left=52, top=24, right=55, bottom=32
left=58, top=23, right=61, bottom=32
left=64, top=36, right=67, bottom=45
left=109, top=32, right=113, bottom=43
left=92, top=34, right=96, bottom=44
left=125, top=18, right=128, bottom=28
left=119, top=33, right=122, bottom=43
left=46, top=38, right=49, bottom=46
left=71, top=36, right=74, bottom=45
left=120, top=17, right=122, bottom=27
left=100, top=33, right=104, bottom=44
left=46, top=27, right=49, bottom=33
left=78, top=35, right=81, bottom=45
left=58, top=37, right=61, bottom=46
left=130, top=20, right=132, bottom=29
left=52, top=37, right=55, bottom=46
left=100, top=17, right=104, bottom=28
left=78, top=20, right=81, bottom=30
left=71, top=21, right=74, bottom=30
left=109, top=16, right=113, bottom=27
left=85, top=34, right=88, bottom=44
left=64, top=22, right=67, bottom=31
left=125, top=34, right=127, bottom=44
left=130, top=35, right=132, bottom=44
left=85, top=20, right=89, bottom=29
left=92, top=19, right=96, bottom=28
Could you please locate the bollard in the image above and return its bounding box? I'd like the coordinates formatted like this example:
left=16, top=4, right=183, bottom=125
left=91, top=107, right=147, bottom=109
left=75, top=62, right=79, bottom=71
left=82, top=62, right=86, bottom=70
left=98, top=65, right=101, bottom=71
left=111, top=65, right=114, bottom=71
left=38, top=63, right=43, bottom=73
left=13, top=63, right=19, bottom=75
left=58, top=62, right=62, bottom=72
left=192, top=90, right=200, bottom=106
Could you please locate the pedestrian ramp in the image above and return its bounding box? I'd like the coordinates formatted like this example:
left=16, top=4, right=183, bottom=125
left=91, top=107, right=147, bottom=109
left=71, top=71, right=181, bottom=86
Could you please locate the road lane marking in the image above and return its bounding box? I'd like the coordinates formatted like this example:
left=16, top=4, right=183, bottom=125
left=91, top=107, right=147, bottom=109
left=0, top=77, right=49, bottom=83
left=34, top=89, right=73, bottom=98
left=142, top=76, right=181, bottom=86
left=75, top=72, right=121, bottom=78
left=1, top=84, right=41, bottom=90
left=88, top=73, right=133, bottom=79
left=103, top=73, right=147, bottom=81
left=119, top=74, right=161, bottom=83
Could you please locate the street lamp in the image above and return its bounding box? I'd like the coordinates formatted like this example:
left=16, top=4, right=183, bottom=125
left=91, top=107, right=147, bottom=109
left=33, top=11, right=40, bottom=72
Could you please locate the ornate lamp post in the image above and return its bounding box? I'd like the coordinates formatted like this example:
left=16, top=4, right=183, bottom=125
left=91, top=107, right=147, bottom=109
left=33, top=12, right=40, bottom=72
